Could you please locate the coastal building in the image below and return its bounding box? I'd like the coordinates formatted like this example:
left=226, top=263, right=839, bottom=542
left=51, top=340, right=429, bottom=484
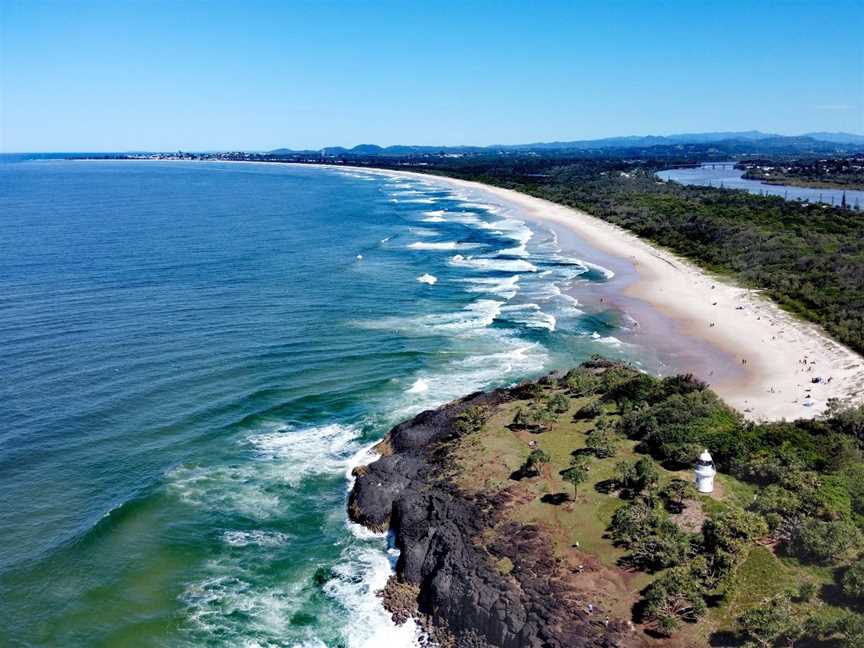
left=694, top=450, right=716, bottom=493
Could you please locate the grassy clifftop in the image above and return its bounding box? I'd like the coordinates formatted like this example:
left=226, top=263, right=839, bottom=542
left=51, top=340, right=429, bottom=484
left=352, top=358, right=864, bottom=647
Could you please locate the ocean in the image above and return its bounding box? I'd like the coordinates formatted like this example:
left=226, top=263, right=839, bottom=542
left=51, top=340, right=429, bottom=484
left=0, top=160, right=655, bottom=647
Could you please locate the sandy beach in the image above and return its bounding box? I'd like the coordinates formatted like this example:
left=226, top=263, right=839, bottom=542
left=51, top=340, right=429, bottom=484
left=324, top=164, right=864, bottom=422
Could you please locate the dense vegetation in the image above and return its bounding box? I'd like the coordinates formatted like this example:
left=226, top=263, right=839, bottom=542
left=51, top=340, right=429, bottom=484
left=388, top=156, right=864, bottom=356
left=556, top=358, right=864, bottom=644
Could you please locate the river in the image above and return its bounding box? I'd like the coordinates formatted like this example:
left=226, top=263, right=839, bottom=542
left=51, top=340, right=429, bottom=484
left=657, top=162, right=864, bottom=209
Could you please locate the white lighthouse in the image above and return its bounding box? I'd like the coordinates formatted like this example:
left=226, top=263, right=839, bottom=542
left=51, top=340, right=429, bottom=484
left=694, top=449, right=716, bottom=494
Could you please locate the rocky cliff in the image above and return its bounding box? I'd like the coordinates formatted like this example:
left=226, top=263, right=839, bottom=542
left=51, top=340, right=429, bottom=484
left=348, top=378, right=638, bottom=648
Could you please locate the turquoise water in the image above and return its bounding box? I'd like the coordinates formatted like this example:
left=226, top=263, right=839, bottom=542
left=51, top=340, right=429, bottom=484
left=0, top=160, right=650, bottom=647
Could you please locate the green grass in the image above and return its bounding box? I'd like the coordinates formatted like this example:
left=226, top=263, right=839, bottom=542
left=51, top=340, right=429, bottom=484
left=450, top=383, right=841, bottom=644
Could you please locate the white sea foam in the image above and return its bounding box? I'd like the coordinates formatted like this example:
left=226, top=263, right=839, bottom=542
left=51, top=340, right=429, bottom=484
left=449, top=254, right=538, bottom=273
left=222, top=530, right=292, bottom=548
left=390, top=197, right=437, bottom=204
left=496, top=244, right=529, bottom=257
left=424, top=210, right=482, bottom=225
left=478, top=218, right=534, bottom=245
left=500, top=304, right=557, bottom=331
left=182, top=568, right=305, bottom=641
left=408, top=227, right=438, bottom=237
left=247, top=423, right=361, bottom=482
left=460, top=275, right=520, bottom=298
left=337, top=172, right=378, bottom=181
left=408, top=241, right=483, bottom=251
left=356, top=299, right=503, bottom=335
left=388, top=333, right=548, bottom=422
left=406, top=378, right=429, bottom=393
left=457, top=201, right=497, bottom=212
left=416, top=273, right=437, bottom=285
left=589, top=332, right=624, bottom=347
left=167, top=423, right=362, bottom=519
left=421, top=215, right=446, bottom=223
left=323, top=546, right=422, bottom=648
left=582, top=260, right=616, bottom=280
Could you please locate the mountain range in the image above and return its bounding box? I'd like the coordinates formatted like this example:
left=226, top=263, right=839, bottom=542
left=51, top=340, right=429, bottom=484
left=269, top=131, right=864, bottom=157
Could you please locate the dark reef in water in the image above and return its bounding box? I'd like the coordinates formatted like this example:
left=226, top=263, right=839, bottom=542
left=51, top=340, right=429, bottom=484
left=348, top=376, right=635, bottom=648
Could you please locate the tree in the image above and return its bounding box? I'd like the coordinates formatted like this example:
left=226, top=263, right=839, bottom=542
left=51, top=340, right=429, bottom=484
left=609, top=496, right=659, bottom=545
left=522, top=448, right=551, bottom=477
left=585, top=418, right=619, bottom=458
left=662, top=478, right=697, bottom=513
left=513, top=406, right=530, bottom=429
left=842, top=558, right=864, bottom=599
left=561, top=456, right=591, bottom=499
left=574, top=399, right=602, bottom=420
left=531, top=405, right=557, bottom=432
left=563, top=368, right=598, bottom=396
left=628, top=519, right=692, bottom=571
left=513, top=404, right=555, bottom=432
left=548, top=393, right=570, bottom=414
left=789, top=518, right=862, bottom=564
left=633, top=457, right=660, bottom=493
left=641, top=566, right=707, bottom=635
left=701, top=508, right=769, bottom=590
left=703, top=508, right=769, bottom=553
left=612, top=457, right=660, bottom=495
left=737, top=593, right=803, bottom=648
left=750, top=484, right=802, bottom=535
left=455, top=405, right=489, bottom=434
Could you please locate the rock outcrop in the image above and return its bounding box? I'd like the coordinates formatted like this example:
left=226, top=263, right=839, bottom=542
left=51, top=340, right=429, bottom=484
left=348, top=382, right=636, bottom=648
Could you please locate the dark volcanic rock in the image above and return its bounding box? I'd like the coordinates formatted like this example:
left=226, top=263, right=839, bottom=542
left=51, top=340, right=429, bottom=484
left=348, top=377, right=637, bottom=648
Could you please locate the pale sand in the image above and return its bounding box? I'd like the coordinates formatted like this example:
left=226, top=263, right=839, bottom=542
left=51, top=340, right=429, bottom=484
left=317, top=164, right=864, bottom=422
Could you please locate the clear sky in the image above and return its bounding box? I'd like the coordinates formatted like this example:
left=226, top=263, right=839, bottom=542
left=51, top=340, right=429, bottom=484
left=1, top=0, right=862, bottom=152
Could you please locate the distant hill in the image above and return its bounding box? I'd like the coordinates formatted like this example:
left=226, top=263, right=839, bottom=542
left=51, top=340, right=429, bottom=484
left=269, top=131, right=864, bottom=157
left=802, top=131, right=864, bottom=145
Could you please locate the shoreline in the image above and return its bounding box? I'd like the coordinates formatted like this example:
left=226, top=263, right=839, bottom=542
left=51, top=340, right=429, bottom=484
left=69, top=158, right=864, bottom=420
left=312, top=162, right=864, bottom=421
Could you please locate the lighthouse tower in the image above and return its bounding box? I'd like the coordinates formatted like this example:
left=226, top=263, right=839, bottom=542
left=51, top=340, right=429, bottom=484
left=695, top=449, right=716, bottom=494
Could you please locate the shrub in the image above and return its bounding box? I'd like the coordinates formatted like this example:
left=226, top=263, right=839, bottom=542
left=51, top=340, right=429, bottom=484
left=609, top=496, right=659, bottom=545
left=521, top=449, right=551, bottom=477
left=641, top=566, right=707, bottom=635
left=842, top=558, right=864, bottom=599
left=628, top=519, right=693, bottom=571
left=585, top=424, right=619, bottom=458
left=455, top=406, right=490, bottom=434
left=574, top=399, right=602, bottom=420
left=614, top=457, right=660, bottom=495
left=788, top=518, right=862, bottom=564
left=548, top=393, right=570, bottom=414
left=737, top=593, right=802, bottom=648
left=563, top=368, right=598, bottom=396
left=661, top=479, right=697, bottom=513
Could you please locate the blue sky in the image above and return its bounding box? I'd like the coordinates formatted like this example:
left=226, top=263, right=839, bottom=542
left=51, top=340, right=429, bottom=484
left=1, top=0, right=862, bottom=152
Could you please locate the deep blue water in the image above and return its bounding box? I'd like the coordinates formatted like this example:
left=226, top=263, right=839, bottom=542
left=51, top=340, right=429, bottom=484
left=0, top=160, right=650, bottom=647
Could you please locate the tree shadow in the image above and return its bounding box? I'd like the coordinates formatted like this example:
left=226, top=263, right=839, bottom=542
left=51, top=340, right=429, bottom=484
left=540, top=492, right=570, bottom=505
left=820, top=578, right=862, bottom=611
left=708, top=630, right=741, bottom=646
left=594, top=479, right=617, bottom=494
